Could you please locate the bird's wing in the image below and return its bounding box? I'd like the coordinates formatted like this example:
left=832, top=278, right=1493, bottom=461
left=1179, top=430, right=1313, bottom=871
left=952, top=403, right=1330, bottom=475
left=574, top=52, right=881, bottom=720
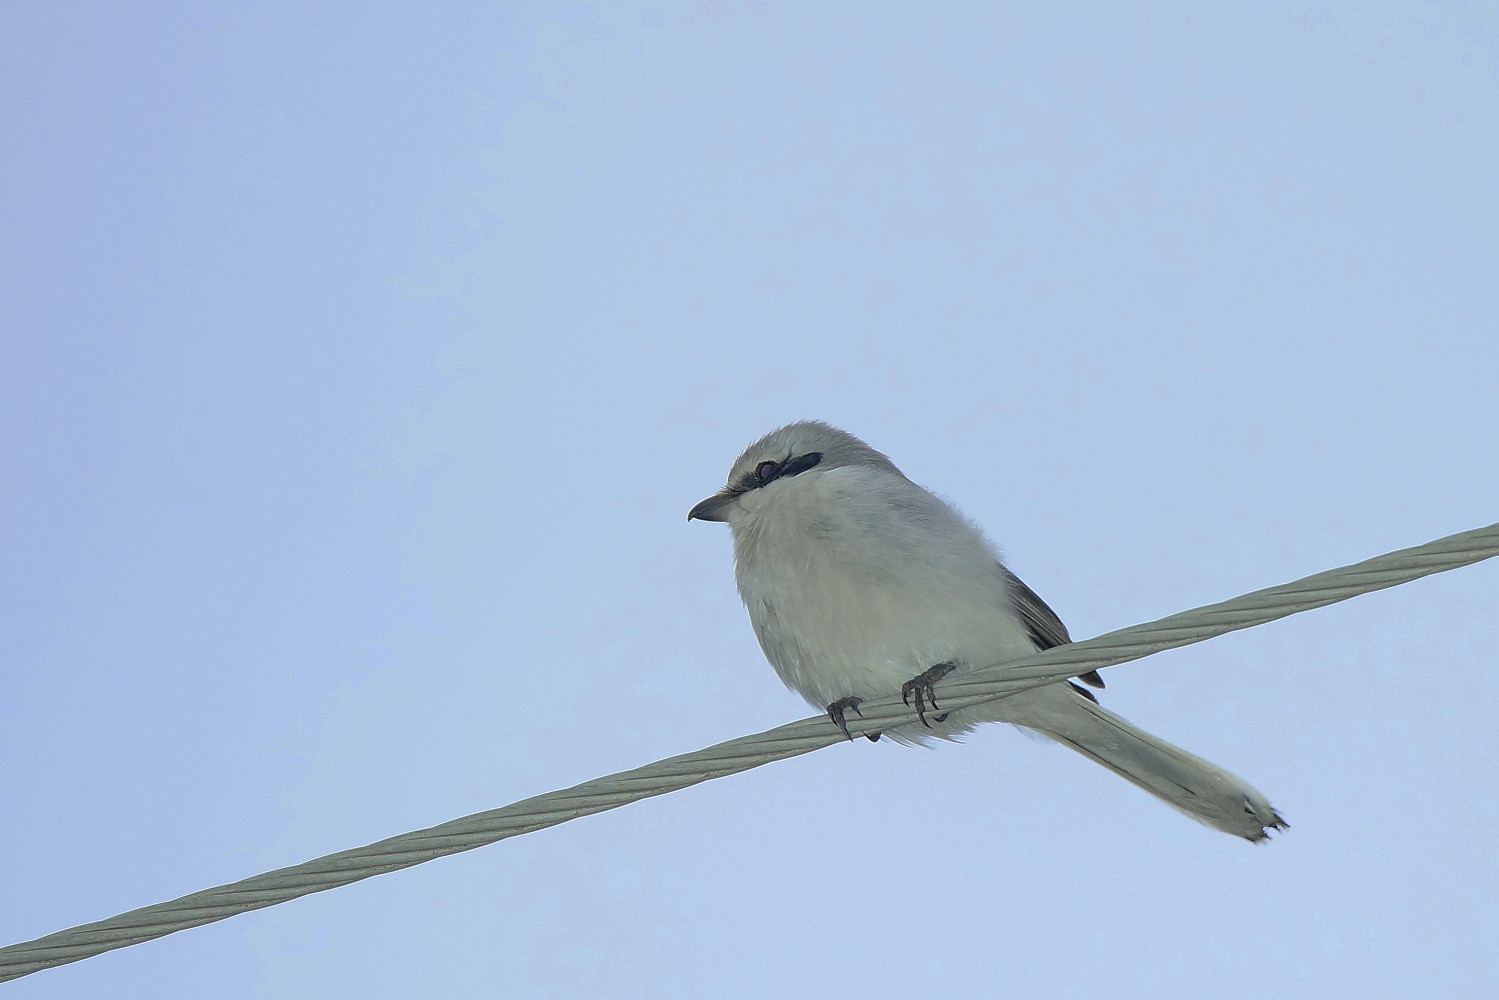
left=998, top=563, right=1105, bottom=692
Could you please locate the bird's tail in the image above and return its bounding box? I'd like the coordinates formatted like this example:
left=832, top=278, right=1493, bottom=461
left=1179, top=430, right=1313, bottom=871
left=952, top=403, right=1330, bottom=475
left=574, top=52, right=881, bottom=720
left=1018, top=687, right=1287, bottom=842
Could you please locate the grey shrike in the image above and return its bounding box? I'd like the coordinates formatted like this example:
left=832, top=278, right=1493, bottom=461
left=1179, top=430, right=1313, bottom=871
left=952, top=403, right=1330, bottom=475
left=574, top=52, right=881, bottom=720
left=689, top=420, right=1286, bottom=842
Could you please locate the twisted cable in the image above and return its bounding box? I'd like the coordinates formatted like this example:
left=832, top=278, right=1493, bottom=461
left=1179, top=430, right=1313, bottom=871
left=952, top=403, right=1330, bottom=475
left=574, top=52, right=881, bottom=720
left=2, top=521, right=1495, bottom=983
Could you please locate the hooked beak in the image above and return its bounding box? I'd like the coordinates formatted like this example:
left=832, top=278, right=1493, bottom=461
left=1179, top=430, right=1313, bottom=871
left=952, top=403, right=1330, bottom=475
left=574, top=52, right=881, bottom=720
left=687, top=490, right=735, bottom=523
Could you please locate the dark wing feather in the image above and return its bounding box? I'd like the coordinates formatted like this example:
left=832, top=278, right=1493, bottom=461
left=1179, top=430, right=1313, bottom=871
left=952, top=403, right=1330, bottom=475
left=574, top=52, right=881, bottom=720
left=999, top=563, right=1106, bottom=693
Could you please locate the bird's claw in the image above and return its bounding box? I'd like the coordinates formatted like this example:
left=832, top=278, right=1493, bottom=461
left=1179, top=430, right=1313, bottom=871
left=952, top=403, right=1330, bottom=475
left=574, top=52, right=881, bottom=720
left=826, top=696, right=866, bottom=741
left=901, top=661, right=957, bottom=728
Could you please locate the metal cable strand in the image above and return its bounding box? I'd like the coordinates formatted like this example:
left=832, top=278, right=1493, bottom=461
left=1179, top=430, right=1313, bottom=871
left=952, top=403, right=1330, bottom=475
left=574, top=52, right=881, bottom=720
left=2, top=521, right=1495, bottom=983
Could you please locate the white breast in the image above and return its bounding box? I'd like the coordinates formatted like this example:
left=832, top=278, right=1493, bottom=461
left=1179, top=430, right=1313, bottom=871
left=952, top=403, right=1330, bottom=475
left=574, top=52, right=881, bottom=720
left=730, top=466, right=1038, bottom=713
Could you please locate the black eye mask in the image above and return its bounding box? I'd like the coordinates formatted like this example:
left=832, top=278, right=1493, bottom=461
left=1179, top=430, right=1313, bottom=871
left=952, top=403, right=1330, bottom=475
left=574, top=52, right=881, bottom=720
left=736, top=451, right=823, bottom=492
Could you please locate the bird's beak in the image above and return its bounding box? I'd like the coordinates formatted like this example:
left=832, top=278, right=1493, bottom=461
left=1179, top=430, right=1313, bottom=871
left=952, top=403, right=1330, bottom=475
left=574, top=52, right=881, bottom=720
left=687, top=490, right=735, bottom=523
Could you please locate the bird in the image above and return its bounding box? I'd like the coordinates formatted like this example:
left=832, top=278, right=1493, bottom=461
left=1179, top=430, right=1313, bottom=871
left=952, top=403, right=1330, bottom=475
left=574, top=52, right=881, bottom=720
left=688, top=420, right=1286, bottom=842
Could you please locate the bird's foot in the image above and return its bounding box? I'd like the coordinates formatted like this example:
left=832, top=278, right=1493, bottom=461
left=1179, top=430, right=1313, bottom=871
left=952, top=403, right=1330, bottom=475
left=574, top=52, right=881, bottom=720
left=901, top=661, right=956, bottom=728
left=826, top=696, right=874, bottom=741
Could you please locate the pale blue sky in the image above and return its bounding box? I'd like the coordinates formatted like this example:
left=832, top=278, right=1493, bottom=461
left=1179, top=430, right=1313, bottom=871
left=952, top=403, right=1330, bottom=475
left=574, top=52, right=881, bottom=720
left=4, top=3, right=1497, bottom=997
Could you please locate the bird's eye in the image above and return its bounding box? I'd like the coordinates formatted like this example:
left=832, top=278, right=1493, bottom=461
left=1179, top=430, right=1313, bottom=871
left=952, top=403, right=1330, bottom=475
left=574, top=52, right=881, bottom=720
left=755, top=460, right=782, bottom=484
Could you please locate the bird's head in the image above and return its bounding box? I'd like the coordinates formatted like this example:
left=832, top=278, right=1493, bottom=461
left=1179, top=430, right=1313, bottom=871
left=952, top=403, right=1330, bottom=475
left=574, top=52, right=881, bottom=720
left=687, top=420, right=902, bottom=525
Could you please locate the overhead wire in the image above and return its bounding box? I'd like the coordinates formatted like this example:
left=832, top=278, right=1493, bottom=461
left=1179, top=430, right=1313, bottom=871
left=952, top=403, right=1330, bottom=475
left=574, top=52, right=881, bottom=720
left=2, top=521, right=1495, bottom=983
